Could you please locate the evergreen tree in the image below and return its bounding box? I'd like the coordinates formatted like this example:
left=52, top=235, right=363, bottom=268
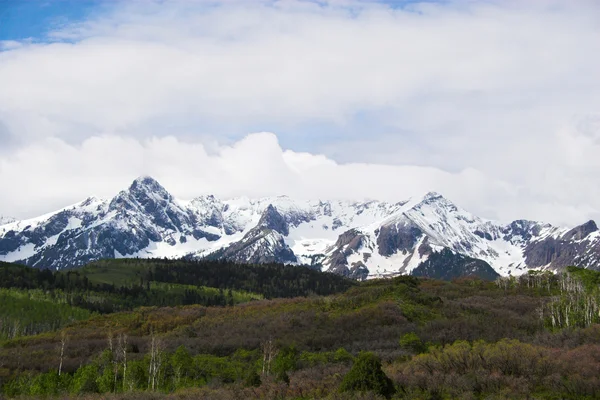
left=339, top=352, right=395, bottom=398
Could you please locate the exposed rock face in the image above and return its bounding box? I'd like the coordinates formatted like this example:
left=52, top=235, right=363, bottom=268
left=207, top=205, right=297, bottom=264
left=258, top=205, right=290, bottom=236
left=376, top=218, right=423, bottom=257
left=349, top=262, right=369, bottom=281
left=209, top=227, right=297, bottom=264
left=524, top=220, right=600, bottom=271
left=109, top=176, right=191, bottom=233
left=501, top=220, right=543, bottom=243
left=188, top=195, right=227, bottom=230
left=333, top=229, right=366, bottom=252
left=563, top=220, right=598, bottom=241
left=324, top=229, right=368, bottom=277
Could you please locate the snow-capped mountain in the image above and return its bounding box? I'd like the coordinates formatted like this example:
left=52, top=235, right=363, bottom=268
left=0, top=176, right=598, bottom=278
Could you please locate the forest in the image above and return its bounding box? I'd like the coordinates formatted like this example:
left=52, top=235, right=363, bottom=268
left=1, top=259, right=600, bottom=399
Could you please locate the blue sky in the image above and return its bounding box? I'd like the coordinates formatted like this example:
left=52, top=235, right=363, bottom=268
left=0, top=0, right=599, bottom=225
left=0, top=0, right=106, bottom=41
left=0, top=0, right=439, bottom=42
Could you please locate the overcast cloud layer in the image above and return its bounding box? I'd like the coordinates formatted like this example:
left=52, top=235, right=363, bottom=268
left=0, top=0, right=599, bottom=226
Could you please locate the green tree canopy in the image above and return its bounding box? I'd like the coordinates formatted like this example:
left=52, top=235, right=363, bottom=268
left=339, top=352, right=395, bottom=398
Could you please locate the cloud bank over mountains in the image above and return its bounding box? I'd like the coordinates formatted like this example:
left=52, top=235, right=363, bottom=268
left=0, top=0, right=599, bottom=225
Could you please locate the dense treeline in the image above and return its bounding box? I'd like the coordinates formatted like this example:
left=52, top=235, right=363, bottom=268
left=1, top=259, right=354, bottom=301
left=0, top=259, right=352, bottom=321
left=0, top=261, right=260, bottom=316
left=82, top=259, right=354, bottom=299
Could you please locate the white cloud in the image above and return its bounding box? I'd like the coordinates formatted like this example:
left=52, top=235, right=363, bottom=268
left=0, top=132, right=597, bottom=228
left=0, top=0, right=599, bottom=226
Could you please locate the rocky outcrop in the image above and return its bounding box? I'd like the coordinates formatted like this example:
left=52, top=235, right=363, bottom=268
left=258, top=205, right=289, bottom=236
left=376, top=218, right=423, bottom=257
left=501, top=220, right=543, bottom=243
left=523, top=220, right=600, bottom=271
left=205, top=204, right=297, bottom=264
left=324, top=229, right=368, bottom=276
left=208, top=227, right=297, bottom=264
left=349, top=261, right=369, bottom=281
left=563, top=220, right=598, bottom=241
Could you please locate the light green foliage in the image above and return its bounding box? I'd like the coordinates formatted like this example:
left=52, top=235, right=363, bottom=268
left=273, top=345, right=299, bottom=375
left=194, top=354, right=246, bottom=384
left=299, top=348, right=353, bottom=367
left=4, top=370, right=72, bottom=397
left=171, top=345, right=193, bottom=389
left=96, top=363, right=116, bottom=393
left=411, top=339, right=550, bottom=376
left=399, top=332, right=427, bottom=354
left=334, top=348, right=354, bottom=363
left=124, top=361, right=147, bottom=391
left=0, top=288, right=93, bottom=339
left=71, top=364, right=99, bottom=394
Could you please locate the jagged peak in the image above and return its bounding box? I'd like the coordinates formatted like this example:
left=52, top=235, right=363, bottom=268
left=80, top=195, right=102, bottom=204
left=413, top=191, right=460, bottom=211
left=78, top=196, right=106, bottom=210
left=124, top=176, right=174, bottom=202
left=129, top=175, right=166, bottom=191
left=563, top=220, right=598, bottom=241
left=423, top=191, right=443, bottom=201
left=584, top=220, right=598, bottom=231
left=258, top=204, right=289, bottom=236
left=108, top=176, right=176, bottom=213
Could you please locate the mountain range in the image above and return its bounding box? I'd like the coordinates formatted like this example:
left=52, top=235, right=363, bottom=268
left=1, top=176, right=599, bottom=279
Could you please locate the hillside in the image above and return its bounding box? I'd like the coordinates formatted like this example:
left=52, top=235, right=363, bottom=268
left=0, top=259, right=352, bottom=338
left=1, top=261, right=600, bottom=398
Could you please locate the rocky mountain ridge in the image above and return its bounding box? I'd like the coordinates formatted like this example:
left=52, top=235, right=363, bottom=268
left=0, top=176, right=598, bottom=279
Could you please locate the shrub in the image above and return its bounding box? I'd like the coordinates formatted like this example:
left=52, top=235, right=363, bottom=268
left=244, top=369, right=261, bottom=387
left=339, top=352, right=394, bottom=398
left=71, top=364, right=99, bottom=394
left=399, top=332, right=427, bottom=354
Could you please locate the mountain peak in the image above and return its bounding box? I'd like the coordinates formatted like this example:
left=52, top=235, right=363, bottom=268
left=406, top=191, right=456, bottom=212
left=258, top=204, right=289, bottom=236
left=109, top=176, right=174, bottom=214
left=422, top=191, right=444, bottom=202
left=129, top=175, right=165, bottom=191
left=563, top=220, right=598, bottom=241
left=126, top=176, right=173, bottom=202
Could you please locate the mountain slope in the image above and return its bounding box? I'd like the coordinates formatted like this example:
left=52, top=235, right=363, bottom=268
left=0, top=176, right=598, bottom=278
left=411, top=248, right=499, bottom=281
left=320, top=192, right=568, bottom=278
